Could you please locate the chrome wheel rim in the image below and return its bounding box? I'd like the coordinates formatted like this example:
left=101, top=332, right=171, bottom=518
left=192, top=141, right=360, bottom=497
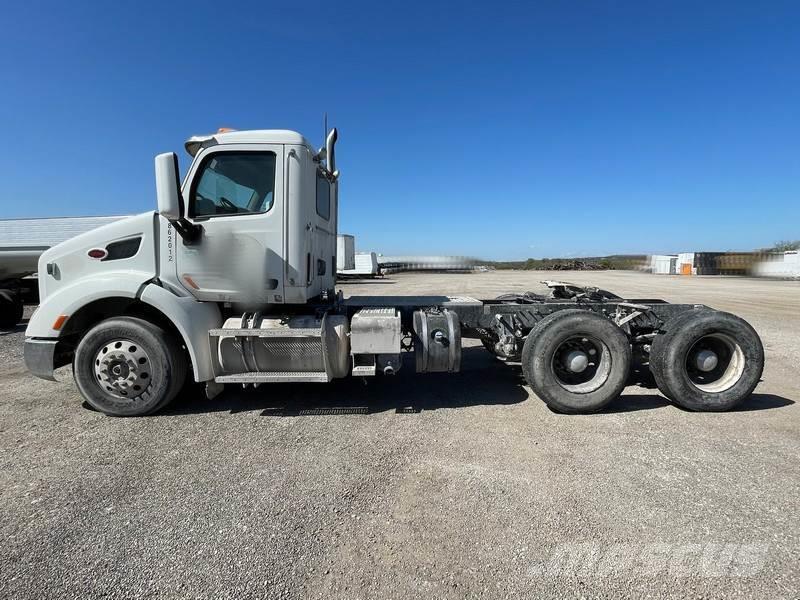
left=94, top=339, right=151, bottom=400
left=686, top=333, right=745, bottom=393
left=551, top=335, right=612, bottom=394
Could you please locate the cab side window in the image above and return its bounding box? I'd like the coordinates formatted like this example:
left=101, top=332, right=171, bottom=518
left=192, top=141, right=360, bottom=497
left=316, top=171, right=331, bottom=220
left=190, top=152, right=276, bottom=217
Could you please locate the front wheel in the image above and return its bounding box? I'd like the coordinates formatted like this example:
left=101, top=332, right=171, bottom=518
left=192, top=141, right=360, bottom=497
left=649, top=309, right=764, bottom=411
left=73, top=317, right=187, bottom=416
left=522, top=309, right=631, bottom=413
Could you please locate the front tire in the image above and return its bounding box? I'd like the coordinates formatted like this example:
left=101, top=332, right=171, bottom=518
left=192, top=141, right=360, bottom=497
left=73, top=317, right=187, bottom=416
left=522, top=310, right=631, bottom=413
left=649, top=309, right=764, bottom=411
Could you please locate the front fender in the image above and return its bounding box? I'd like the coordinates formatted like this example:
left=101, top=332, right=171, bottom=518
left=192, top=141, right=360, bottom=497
left=25, top=271, right=153, bottom=338
left=140, top=283, right=221, bottom=382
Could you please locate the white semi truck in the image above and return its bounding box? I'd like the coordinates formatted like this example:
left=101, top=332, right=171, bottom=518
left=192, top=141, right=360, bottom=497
left=24, top=128, right=764, bottom=416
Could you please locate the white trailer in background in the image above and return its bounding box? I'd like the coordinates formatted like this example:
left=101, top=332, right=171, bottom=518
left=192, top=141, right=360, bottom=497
left=755, top=251, right=800, bottom=279
left=335, top=235, right=380, bottom=278
left=339, top=252, right=380, bottom=277
left=336, top=234, right=355, bottom=271
left=0, top=216, right=127, bottom=327
left=377, top=255, right=478, bottom=274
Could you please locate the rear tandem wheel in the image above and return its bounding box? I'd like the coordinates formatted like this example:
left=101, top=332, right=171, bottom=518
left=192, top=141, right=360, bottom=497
left=649, top=309, right=764, bottom=411
left=521, top=309, right=631, bottom=413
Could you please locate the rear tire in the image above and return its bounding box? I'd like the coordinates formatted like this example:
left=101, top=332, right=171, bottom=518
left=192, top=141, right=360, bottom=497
left=522, top=309, right=631, bottom=413
left=649, top=309, right=763, bottom=411
left=73, top=317, right=187, bottom=416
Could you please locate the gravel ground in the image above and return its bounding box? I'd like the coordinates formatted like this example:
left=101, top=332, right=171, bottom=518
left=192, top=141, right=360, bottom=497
left=0, top=270, right=798, bottom=599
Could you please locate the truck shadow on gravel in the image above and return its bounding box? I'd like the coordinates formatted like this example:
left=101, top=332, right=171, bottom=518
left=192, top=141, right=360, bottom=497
left=166, top=347, right=528, bottom=416
left=163, top=347, right=795, bottom=417
left=0, top=321, right=28, bottom=336
left=727, top=393, right=795, bottom=411
left=597, top=392, right=793, bottom=414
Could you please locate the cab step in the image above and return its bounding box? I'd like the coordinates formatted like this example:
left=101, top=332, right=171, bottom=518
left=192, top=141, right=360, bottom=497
left=215, top=371, right=330, bottom=384
left=351, top=364, right=377, bottom=377
left=208, top=327, right=322, bottom=338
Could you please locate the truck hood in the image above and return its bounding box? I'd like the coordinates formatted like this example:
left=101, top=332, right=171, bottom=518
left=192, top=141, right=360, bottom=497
left=38, top=212, right=158, bottom=301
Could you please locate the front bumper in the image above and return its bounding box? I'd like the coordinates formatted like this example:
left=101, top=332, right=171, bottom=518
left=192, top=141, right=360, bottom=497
left=24, top=338, right=59, bottom=381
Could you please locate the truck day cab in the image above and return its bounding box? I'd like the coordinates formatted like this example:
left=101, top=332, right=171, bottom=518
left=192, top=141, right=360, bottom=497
left=24, top=128, right=764, bottom=416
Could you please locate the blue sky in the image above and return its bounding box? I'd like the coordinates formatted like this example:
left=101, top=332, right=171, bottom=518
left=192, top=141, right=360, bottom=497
left=1, top=1, right=798, bottom=259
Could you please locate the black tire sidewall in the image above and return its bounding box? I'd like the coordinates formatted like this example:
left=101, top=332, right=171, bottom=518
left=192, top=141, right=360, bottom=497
left=74, top=317, right=178, bottom=417
left=650, top=310, right=764, bottom=411
left=522, top=310, right=631, bottom=413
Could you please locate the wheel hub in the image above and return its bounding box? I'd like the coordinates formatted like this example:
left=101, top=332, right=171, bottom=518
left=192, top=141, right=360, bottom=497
left=563, top=350, right=589, bottom=373
left=551, top=335, right=611, bottom=394
left=694, top=349, right=719, bottom=372
left=685, top=333, right=745, bottom=393
left=94, top=339, right=151, bottom=400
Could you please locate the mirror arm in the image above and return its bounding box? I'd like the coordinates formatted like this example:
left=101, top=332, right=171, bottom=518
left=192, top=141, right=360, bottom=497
left=172, top=218, right=202, bottom=245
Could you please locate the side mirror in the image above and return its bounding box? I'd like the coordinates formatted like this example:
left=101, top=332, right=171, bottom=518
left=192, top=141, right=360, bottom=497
left=155, top=152, right=182, bottom=221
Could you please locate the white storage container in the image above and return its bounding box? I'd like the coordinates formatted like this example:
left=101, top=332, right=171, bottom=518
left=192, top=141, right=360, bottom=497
left=649, top=255, right=678, bottom=275
left=677, top=252, right=695, bottom=275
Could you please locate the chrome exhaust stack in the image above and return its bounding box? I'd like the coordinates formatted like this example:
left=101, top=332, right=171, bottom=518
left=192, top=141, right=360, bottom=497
left=325, top=128, right=339, bottom=178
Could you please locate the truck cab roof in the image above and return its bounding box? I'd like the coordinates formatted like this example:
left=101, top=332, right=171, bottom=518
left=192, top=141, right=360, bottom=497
left=185, top=129, right=316, bottom=157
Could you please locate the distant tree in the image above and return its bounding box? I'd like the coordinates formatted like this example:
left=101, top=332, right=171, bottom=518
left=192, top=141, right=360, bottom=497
left=771, top=240, right=800, bottom=252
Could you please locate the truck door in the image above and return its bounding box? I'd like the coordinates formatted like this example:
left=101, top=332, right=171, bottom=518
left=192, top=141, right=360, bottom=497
left=175, top=144, right=285, bottom=304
